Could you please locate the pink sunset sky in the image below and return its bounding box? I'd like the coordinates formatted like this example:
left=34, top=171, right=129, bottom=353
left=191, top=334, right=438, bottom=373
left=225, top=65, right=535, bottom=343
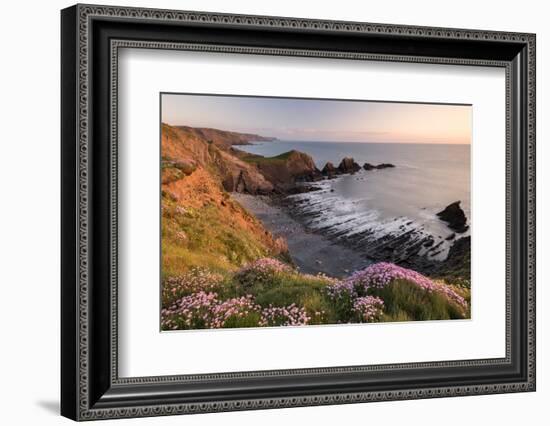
left=162, top=94, right=472, bottom=144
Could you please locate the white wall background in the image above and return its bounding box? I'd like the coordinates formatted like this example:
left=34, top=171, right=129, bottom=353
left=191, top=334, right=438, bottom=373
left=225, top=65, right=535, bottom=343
left=0, top=0, right=546, bottom=424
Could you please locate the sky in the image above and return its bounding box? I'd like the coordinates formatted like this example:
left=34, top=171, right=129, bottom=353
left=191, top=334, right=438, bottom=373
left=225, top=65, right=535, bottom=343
left=162, top=94, right=472, bottom=144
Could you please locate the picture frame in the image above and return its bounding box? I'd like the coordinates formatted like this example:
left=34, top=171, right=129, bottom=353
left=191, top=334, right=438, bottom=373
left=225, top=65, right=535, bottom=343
left=61, top=3, right=536, bottom=421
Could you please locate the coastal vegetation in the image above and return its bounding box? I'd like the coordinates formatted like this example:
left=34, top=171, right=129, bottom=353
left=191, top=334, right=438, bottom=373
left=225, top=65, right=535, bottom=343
left=161, top=123, right=471, bottom=330
left=161, top=259, right=469, bottom=330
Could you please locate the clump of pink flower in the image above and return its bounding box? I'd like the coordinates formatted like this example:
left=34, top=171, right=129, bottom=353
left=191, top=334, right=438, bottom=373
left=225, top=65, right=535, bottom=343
left=352, top=296, right=384, bottom=322
left=162, top=268, right=223, bottom=306
left=162, top=292, right=264, bottom=330
left=332, top=262, right=467, bottom=309
left=209, top=295, right=262, bottom=328
left=161, top=291, right=219, bottom=330
left=234, top=258, right=293, bottom=290
left=325, top=280, right=356, bottom=300
left=259, top=303, right=310, bottom=327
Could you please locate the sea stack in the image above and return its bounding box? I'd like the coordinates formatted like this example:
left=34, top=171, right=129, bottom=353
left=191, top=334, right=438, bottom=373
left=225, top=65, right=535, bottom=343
left=363, top=162, right=396, bottom=170
left=437, top=201, right=469, bottom=233
left=338, top=157, right=361, bottom=174
left=363, top=163, right=376, bottom=171
left=322, top=162, right=338, bottom=177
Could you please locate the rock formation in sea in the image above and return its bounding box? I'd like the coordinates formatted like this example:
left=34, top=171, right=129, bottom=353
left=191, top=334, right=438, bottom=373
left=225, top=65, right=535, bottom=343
left=338, top=157, right=361, bottom=174
left=363, top=162, right=396, bottom=170
left=321, top=162, right=337, bottom=177
left=376, top=163, right=396, bottom=169
left=363, top=163, right=376, bottom=171
left=436, top=201, right=469, bottom=233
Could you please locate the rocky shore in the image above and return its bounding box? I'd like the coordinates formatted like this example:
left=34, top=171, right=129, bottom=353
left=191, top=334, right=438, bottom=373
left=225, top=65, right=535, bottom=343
left=274, top=190, right=470, bottom=280
left=232, top=193, right=370, bottom=277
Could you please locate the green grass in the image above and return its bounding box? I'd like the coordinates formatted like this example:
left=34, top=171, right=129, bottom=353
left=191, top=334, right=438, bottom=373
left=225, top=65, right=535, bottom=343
left=203, top=269, right=338, bottom=323
left=240, top=150, right=297, bottom=165
left=221, top=312, right=263, bottom=329
left=367, top=279, right=467, bottom=321
left=162, top=199, right=276, bottom=277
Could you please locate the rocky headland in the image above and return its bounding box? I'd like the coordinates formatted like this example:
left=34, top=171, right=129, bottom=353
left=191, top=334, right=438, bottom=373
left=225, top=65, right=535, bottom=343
left=233, top=149, right=324, bottom=191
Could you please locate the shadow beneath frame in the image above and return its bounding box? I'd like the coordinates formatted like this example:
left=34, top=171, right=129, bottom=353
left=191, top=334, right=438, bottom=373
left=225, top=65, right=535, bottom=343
left=36, top=400, right=59, bottom=416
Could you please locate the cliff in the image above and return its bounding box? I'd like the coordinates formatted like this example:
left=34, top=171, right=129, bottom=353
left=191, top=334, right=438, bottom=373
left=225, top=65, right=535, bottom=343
left=175, top=125, right=277, bottom=149
left=161, top=124, right=288, bottom=276
left=236, top=149, right=323, bottom=191
left=164, top=124, right=378, bottom=194
left=162, top=124, right=274, bottom=194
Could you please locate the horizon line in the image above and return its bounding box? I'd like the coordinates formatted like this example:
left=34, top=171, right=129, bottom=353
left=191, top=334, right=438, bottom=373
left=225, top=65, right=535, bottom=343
left=163, top=122, right=471, bottom=145
left=269, top=139, right=471, bottom=145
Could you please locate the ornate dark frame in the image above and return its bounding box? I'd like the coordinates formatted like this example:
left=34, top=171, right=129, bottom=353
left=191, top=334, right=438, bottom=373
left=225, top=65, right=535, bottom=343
left=61, top=3, right=536, bottom=421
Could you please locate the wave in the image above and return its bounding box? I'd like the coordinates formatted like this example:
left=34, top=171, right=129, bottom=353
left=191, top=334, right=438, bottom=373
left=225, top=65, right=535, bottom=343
left=286, top=177, right=467, bottom=262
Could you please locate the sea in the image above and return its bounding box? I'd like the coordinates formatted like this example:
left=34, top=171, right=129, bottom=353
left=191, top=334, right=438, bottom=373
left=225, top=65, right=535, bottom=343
left=238, top=141, right=471, bottom=260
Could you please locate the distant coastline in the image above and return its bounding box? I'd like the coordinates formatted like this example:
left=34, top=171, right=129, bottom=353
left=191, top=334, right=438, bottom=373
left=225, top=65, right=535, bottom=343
left=172, top=125, right=278, bottom=147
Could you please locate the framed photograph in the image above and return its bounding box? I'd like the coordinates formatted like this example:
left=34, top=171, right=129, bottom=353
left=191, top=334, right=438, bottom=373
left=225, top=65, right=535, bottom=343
left=61, top=4, right=536, bottom=421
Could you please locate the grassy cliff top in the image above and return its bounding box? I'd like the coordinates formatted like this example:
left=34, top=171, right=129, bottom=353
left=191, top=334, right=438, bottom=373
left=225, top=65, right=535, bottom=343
left=241, top=149, right=310, bottom=163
